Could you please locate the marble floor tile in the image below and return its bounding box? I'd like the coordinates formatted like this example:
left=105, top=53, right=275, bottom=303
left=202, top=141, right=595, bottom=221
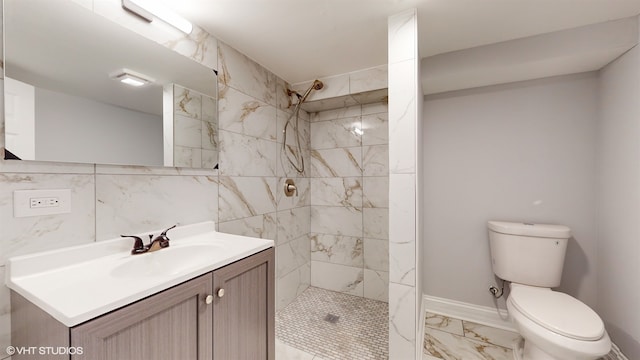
left=423, top=311, right=618, bottom=360
left=425, top=312, right=464, bottom=336
left=424, top=327, right=513, bottom=360
left=276, top=339, right=315, bottom=360
left=463, top=321, right=520, bottom=349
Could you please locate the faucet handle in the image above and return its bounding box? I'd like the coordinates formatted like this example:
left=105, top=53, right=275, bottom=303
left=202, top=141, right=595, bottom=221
left=121, top=235, right=146, bottom=254
left=160, top=224, right=177, bottom=237
left=152, top=224, right=177, bottom=249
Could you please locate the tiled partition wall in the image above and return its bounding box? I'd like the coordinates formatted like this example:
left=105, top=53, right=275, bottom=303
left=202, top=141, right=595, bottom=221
left=309, top=103, right=389, bottom=302
left=388, top=9, right=423, bottom=359
left=0, top=1, right=310, bottom=358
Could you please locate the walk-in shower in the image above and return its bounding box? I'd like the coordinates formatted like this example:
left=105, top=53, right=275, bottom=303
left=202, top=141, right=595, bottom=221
left=283, top=80, right=324, bottom=173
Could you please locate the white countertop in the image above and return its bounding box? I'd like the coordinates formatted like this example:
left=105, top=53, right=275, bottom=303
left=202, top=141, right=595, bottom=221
left=5, top=221, right=274, bottom=327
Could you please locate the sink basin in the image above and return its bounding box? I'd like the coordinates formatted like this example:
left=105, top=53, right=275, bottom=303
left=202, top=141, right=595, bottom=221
left=110, top=244, right=222, bottom=278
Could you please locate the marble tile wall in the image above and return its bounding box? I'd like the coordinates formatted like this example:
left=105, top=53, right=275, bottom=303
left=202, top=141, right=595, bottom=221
left=388, top=8, right=421, bottom=360
left=216, top=41, right=312, bottom=312
left=309, top=102, right=389, bottom=302
left=172, top=84, right=219, bottom=169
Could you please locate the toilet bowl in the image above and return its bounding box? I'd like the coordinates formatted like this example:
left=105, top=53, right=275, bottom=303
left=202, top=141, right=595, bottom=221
left=487, top=221, right=611, bottom=360
left=507, top=284, right=611, bottom=360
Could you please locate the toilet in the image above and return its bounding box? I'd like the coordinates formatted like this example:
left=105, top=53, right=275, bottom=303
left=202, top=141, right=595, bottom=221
left=487, top=221, right=611, bottom=360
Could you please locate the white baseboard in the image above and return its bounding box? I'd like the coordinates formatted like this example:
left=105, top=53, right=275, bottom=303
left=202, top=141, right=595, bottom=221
left=422, top=294, right=516, bottom=332
left=603, top=343, right=629, bottom=360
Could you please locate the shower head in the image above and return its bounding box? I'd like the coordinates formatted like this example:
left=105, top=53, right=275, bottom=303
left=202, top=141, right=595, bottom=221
left=313, top=80, right=324, bottom=90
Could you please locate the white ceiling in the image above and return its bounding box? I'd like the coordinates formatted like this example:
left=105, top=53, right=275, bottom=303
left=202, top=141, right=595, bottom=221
left=169, top=0, right=640, bottom=84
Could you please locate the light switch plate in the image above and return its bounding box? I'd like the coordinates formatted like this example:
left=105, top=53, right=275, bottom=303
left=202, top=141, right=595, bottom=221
left=14, top=189, right=71, bottom=217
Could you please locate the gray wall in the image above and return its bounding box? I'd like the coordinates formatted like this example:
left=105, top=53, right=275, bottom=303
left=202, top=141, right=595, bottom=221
left=421, top=72, right=599, bottom=309
left=597, top=44, right=640, bottom=358
left=36, top=87, right=163, bottom=166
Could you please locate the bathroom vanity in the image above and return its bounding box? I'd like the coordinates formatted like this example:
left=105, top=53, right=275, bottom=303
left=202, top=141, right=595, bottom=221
left=6, top=222, right=274, bottom=360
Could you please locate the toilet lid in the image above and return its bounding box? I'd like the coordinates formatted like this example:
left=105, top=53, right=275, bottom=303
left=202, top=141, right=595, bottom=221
left=510, top=286, right=604, bottom=341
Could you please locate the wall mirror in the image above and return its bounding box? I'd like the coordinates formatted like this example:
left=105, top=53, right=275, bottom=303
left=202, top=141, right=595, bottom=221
left=3, top=0, right=218, bottom=169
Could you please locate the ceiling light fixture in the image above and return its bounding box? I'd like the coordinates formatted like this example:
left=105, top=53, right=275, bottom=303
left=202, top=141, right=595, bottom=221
left=122, top=0, right=193, bottom=34
left=112, top=69, right=154, bottom=87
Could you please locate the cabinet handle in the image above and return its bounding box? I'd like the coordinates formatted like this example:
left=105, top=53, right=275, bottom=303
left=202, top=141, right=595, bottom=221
left=205, top=295, right=214, bottom=305
left=217, top=288, right=225, bottom=298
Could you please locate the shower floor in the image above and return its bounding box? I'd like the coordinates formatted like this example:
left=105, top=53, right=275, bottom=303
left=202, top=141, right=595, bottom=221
left=275, top=286, right=389, bottom=360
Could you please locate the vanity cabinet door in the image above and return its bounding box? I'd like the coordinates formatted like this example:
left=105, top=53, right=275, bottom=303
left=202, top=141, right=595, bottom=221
left=212, top=248, right=275, bottom=360
left=70, top=274, right=213, bottom=360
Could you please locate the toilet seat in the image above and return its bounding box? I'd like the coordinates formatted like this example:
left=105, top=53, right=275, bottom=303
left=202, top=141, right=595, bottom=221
left=510, top=285, right=604, bottom=341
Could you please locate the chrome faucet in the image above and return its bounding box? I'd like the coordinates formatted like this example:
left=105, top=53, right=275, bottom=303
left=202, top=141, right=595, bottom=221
left=122, top=225, right=177, bottom=255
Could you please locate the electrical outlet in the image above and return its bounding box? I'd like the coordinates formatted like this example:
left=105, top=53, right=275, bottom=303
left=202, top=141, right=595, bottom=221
left=14, top=189, right=71, bottom=217
left=30, top=197, right=60, bottom=208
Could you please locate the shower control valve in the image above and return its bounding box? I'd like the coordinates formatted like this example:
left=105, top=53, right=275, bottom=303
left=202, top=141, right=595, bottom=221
left=284, top=179, right=297, bottom=197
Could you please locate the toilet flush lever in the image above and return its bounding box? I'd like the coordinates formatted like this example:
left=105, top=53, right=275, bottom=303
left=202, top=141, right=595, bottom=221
left=284, top=179, right=297, bottom=197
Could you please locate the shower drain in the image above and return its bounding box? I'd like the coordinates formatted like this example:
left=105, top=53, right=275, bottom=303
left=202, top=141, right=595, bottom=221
left=324, top=313, right=340, bottom=324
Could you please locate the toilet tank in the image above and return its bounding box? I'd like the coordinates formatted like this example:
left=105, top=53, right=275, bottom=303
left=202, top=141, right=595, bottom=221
left=488, top=221, right=571, bottom=287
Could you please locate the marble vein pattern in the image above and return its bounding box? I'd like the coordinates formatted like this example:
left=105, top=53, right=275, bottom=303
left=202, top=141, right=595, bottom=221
left=389, top=173, right=416, bottom=286
left=463, top=322, right=521, bottom=349
left=277, top=234, right=311, bottom=278
left=311, top=206, right=363, bottom=238
left=424, top=327, right=513, bottom=360
left=425, top=313, right=464, bottom=336
left=389, top=282, right=416, bottom=359
left=174, top=114, right=202, bottom=148
left=362, top=113, right=389, bottom=146
left=92, top=0, right=218, bottom=70
left=218, top=176, right=277, bottom=222
left=310, top=116, right=362, bottom=149
left=310, top=177, right=363, bottom=208
left=276, top=78, right=296, bottom=113
left=363, top=208, right=389, bottom=240
left=95, top=175, right=218, bottom=240
left=310, top=148, right=362, bottom=178
left=363, top=238, right=389, bottom=272
left=311, top=261, right=364, bottom=296
left=292, top=74, right=349, bottom=102
left=277, top=109, right=311, bottom=146
left=218, top=86, right=277, bottom=141
left=310, top=233, right=364, bottom=267
left=276, top=177, right=310, bottom=211
left=362, top=102, right=389, bottom=116
left=175, top=85, right=202, bottom=119
left=422, top=313, right=522, bottom=360
left=275, top=339, right=315, bottom=360
left=388, top=25, right=419, bottom=341
left=350, top=65, right=389, bottom=94
left=363, top=269, right=389, bottom=302
left=172, top=85, right=219, bottom=169
left=362, top=145, right=389, bottom=176
left=276, top=207, right=311, bottom=245
left=388, top=59, right=417, bottom=174
left=218, top=213, right=277, bottom=240
left=310, top=104, right=362, bottom=122
left=0, top=174, right=95, bottom=265
left=362, top=177, right=389, bottom=208
left=278, top=146, right=311, bottom=178
left=277, top=263, right=310, bottom=311
left=310, top=105, right=360, bottom=122
left=218, top=130, right=277, bottom=176
left=218, top=42, right=276, bottom=107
